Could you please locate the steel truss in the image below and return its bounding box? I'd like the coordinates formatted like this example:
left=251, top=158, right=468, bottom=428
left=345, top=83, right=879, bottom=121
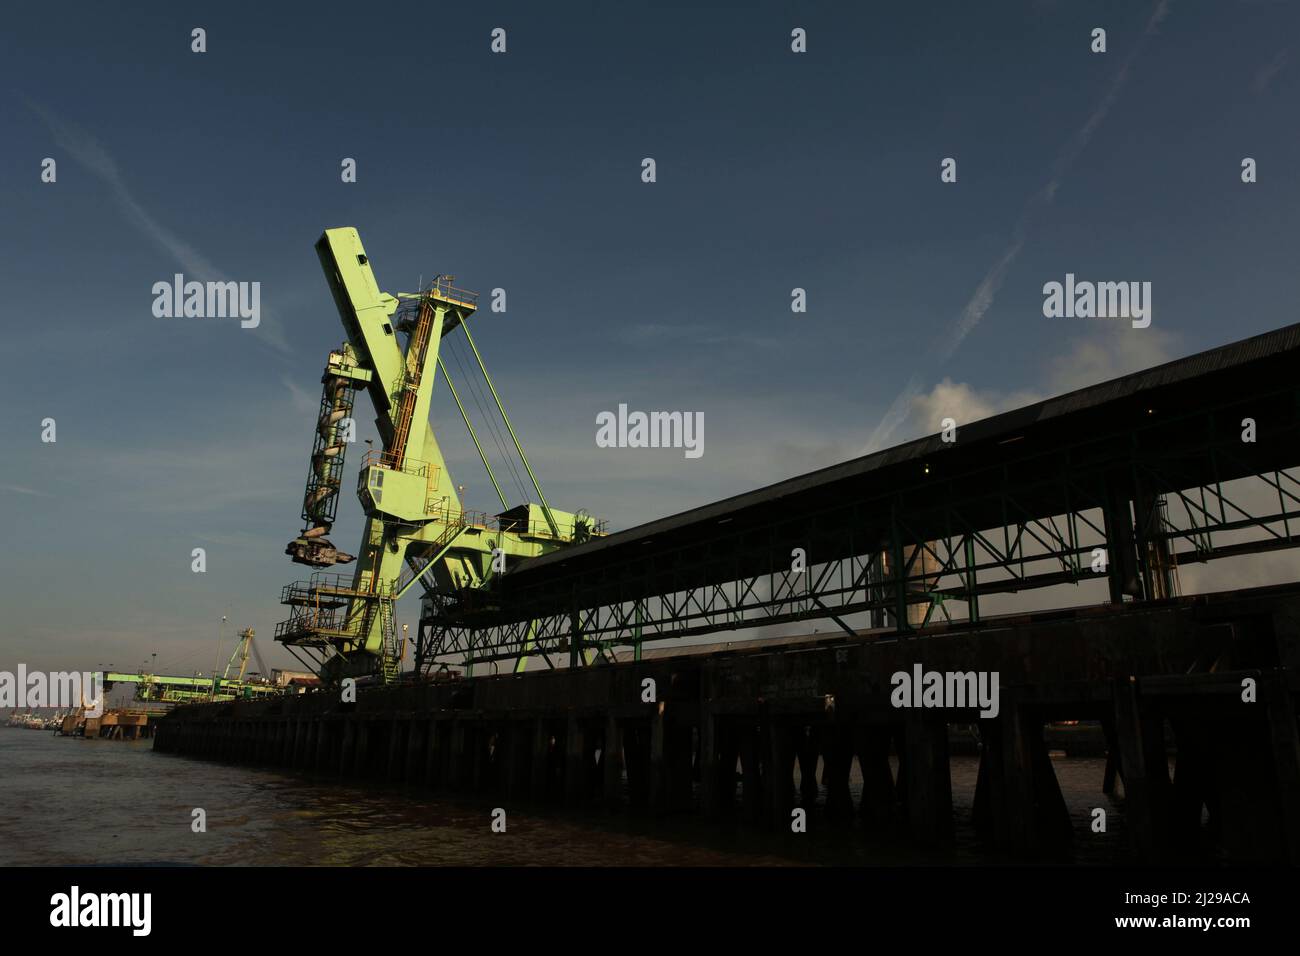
left=416, top=387, right=1300, bottom=671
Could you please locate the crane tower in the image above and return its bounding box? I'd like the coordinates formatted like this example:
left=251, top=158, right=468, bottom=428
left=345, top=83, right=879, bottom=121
left=275, top=228, right=603, bottom=684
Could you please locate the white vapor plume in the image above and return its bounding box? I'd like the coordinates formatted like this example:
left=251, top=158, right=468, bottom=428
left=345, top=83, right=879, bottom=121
left=865, top=0, right=1172, bottom=453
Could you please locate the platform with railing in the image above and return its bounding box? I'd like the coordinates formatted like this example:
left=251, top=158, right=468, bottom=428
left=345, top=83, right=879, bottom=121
left=428, top=277, right=478, bottom=310
left=275, top=572, right=393, bottom=646
left=395, top=278, right=479, bottom=318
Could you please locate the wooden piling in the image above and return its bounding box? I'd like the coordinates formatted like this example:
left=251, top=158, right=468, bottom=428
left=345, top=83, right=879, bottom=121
left=902, top=713, right=953, bottom=846
left=603, top=715, right=624, bottom=806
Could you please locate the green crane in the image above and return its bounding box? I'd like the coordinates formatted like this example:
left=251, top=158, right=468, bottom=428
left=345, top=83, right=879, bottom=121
left=221, top=627, right=270, bottom=683
left=275, top=228, right=603, bottom=685
left=104, top=626, right=282, bottom=704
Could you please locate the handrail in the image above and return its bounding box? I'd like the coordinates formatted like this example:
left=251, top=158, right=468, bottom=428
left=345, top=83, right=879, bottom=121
left=428, top=278, right=478, bottom=308
left=360, top=449, right=435, bottom=480
left=420, top=502, right=608, bottom=540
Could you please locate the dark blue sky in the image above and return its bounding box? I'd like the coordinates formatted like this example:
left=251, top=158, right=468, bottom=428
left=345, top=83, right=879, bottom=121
left=2, top=1, right=1297, bottom=673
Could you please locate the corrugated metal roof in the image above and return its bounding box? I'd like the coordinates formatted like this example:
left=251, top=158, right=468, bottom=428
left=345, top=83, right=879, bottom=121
left=516, top=320, right=1300, bottom=577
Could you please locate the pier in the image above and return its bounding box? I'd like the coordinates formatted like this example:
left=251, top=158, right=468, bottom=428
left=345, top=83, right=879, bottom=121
left=157, top=582, right=1300, bottom=863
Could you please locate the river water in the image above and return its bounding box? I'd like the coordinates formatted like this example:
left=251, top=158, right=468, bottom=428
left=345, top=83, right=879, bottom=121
left=0, top=729, right=1128, bottom=866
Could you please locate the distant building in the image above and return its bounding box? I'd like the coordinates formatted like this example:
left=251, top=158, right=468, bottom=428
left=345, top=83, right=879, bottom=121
left=270, top=669, right=320, bottom=692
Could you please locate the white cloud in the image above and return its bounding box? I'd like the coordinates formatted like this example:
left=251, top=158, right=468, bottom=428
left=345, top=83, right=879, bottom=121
left=885, top=328, right=1180, bottom=445
left=910, top=379, right=1043, bottom=435
left=1046, top=327, right=1180, bottom=394
left=866, top=0, right=1173, bottom=453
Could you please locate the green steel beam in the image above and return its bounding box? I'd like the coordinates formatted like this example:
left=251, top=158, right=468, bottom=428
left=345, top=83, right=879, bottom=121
left=514, top=620, right=537, bottom=673
left=394, top=528, right=467, bottom=601
left=103, top=671, right=280, bottom=697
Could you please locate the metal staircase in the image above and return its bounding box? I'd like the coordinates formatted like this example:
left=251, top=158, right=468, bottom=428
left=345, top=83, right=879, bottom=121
left=377, top=596, right=400, bottom=682
left=392, top=519, right=469, bottom=598
left=389, top=293, right=438, bottom=470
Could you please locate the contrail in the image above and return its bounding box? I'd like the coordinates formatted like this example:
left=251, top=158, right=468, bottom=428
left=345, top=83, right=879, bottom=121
left=1253, top=47, right=1289, bottom=94
left=864, top=0, right=1171, bottom=453
left=0, top=484, right=53, bottom=497
left=25, top=99, right=292, bottom=356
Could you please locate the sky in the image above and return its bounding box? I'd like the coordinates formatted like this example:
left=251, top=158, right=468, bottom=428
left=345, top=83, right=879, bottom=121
left=1, top=0, right=1298, bottom=677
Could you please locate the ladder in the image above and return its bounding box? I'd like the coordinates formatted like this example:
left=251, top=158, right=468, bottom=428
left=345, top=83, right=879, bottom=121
left=378, top=597, right=401, bottom=683
left=389, top=295, right=438, bottom=470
